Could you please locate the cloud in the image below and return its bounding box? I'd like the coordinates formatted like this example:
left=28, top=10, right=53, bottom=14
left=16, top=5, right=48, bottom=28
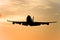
left=0, top=0, right=60, bottom=21
left=30, top=0, right=60, bottom=17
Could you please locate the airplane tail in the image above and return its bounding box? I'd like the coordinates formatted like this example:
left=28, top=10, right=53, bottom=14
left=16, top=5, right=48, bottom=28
left=33, top=16, right=34, bottom=21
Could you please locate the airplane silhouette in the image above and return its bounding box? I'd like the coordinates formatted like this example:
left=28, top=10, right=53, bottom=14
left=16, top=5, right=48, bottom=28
left=7, top=15, right=56, bottom=26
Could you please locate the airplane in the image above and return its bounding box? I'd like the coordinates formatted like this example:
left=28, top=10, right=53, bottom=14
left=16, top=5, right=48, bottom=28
left=7, top=15, right=56, bottom=26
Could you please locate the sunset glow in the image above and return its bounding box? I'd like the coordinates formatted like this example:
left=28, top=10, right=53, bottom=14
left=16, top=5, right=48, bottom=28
left=0, top=0, right=60, bottom=40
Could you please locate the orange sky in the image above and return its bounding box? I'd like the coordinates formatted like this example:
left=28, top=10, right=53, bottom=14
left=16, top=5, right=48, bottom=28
left=0, top=0, right=60, bottom=40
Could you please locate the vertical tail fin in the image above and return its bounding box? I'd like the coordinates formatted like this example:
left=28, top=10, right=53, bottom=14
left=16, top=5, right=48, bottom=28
left=33, top=16, right=34, bottom=21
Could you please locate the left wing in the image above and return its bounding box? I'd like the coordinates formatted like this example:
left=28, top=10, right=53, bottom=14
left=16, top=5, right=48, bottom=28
left=7, top=20, right=27, bottom=24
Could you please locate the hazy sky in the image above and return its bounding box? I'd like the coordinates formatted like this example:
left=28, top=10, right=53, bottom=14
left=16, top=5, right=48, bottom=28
left=0, top=0, right=60, bottom=40
left=0, top=0, right=59, bottom=27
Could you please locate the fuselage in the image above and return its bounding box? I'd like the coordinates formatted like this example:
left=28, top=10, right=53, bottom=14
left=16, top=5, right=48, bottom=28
left=25, top=15, right=40, bottom=26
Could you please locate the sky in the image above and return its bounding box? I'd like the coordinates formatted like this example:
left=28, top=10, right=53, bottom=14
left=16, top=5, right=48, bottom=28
left=0, top=0, right=60, bottom=40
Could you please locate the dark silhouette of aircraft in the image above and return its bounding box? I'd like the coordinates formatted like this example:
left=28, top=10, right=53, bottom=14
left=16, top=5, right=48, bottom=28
left=7, top=15, right=56, bottom=26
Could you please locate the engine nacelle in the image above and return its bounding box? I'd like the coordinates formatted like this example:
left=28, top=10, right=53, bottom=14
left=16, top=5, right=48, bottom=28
left=47, top=23, right=49, bottom=25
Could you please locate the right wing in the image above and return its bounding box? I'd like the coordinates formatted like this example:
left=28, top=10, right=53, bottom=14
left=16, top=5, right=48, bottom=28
left=34, top=21, right=57, bottom=25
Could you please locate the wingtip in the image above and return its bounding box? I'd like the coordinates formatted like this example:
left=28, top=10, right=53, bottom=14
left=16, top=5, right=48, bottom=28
left=7, top=20, right=11, bottom=22
left=53, top=21, right=57, bottom=23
